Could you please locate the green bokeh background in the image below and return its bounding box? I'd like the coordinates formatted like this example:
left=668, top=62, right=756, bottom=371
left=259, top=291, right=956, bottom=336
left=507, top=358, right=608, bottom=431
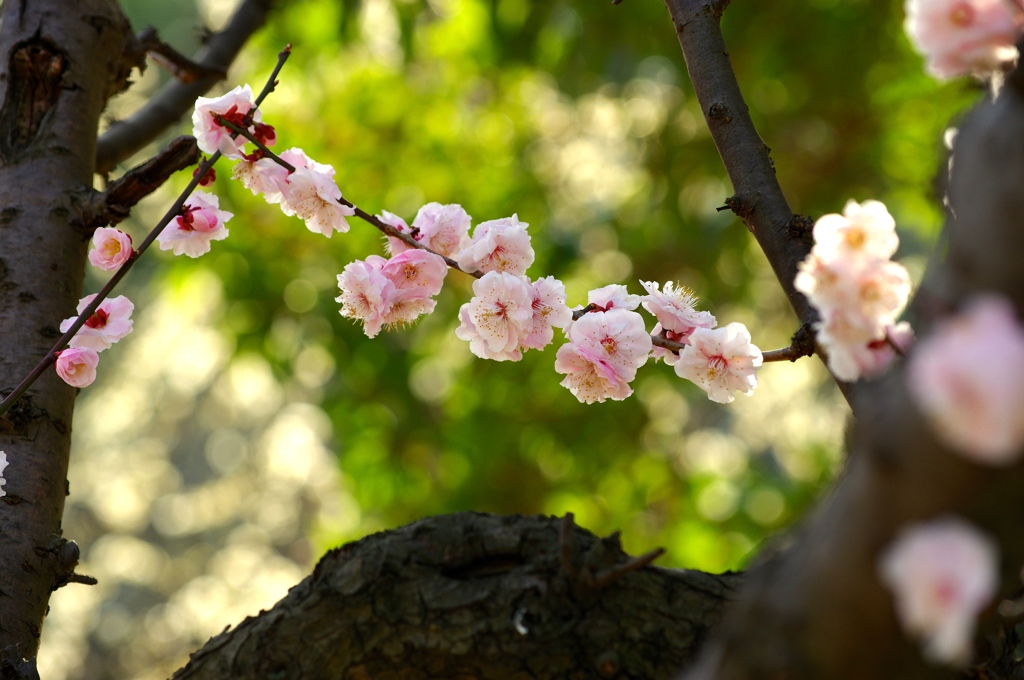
left=112, top=0, right=973, bottom=568
left=49, top=0, right=984, bottom=676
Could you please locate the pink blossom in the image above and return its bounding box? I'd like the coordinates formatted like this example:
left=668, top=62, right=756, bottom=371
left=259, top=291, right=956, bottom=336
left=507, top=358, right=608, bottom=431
left=59, top=294, right=134, bottom=352
left=336, top=259, right=394, bottom=338
left=192, top=85, right=261, bottom=159
left=455, top=271, right=534, bottom=361
left=386, top=203, right=472, bottom=258
left=522, top=276, right=573, bottom=352
left=650, top=322, right=687, bottom=366
left=280, top=167, right=354, bottom=237
left=379, top=210, right=413, bottom=254
left=674, top=323, right=762, bottom=403
left=232, top=155, right=290, bottom=200
left=381, top=249, right=448, bottom=296
left=639, top=280, right=716, bottom=337
left=0, top=451, right=7, bottom=498
left=88, top=228, right=133, bottom=271
left=55, top=347, right=100, bottom=388
left=157, top=190, right=232, bottom=258
left=908, top=295, right=1024, bottom=462
left=878, top=517, right=998, bottom=665
left=812, top=199, right=900, bottom=262
left=905, top=0, right=1024, bottom=80
left=455, top=215, right=534, bottom=276
left=554, top=309, right=651, bottom=403
left=587, top=284, right=641, bottom=312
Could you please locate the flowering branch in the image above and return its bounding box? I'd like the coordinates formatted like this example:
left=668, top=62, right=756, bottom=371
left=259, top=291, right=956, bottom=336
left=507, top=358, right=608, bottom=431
left=95, top=0, right=277, bottom=174
left=0, top=46, right=293, bottom=419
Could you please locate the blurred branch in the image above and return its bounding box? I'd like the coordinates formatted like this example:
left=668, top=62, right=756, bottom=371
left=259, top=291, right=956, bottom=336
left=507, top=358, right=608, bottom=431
left=134, top=27, right=228, bottom=84
left=663, top=0, right=852, bottom=403
left=95, top=0, right=277, bottom=175
left=171, top=513, right=740, bottom=679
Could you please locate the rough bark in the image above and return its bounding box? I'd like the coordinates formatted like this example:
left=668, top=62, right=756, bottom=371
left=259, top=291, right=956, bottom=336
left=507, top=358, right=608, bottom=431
left=0, top=0, right=137, bottom=669
left=172, top=513, right=740, bottom=680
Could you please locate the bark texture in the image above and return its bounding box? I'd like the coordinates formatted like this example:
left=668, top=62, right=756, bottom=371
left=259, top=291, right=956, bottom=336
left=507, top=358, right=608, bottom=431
left=0, top=0, right=136, bottom=669
left=172, top=513, right=740, bottom=680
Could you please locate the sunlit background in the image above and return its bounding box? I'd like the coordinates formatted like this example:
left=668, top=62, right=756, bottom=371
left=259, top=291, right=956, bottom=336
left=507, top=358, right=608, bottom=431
left=37, top=0, right=978, bottom=677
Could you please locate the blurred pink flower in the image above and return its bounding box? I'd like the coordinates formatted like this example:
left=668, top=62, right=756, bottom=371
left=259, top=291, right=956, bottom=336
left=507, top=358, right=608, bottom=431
left=674, top=323, right=762, bottom=403
left=55, top=347, right=100, bottom=388
left=879, top=517, right=998, bottom=665
left=908, top=295, right=1024, bottom=462
left=812, top=199, right=899, bottom=262
left=905, top=0, right=1023, bottom=79
left=88, top=227, right=133, bottom=271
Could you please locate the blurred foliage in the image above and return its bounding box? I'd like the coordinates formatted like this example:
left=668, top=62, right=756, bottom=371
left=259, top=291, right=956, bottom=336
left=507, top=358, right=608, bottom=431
left=46, top=0, right=986, bottom=676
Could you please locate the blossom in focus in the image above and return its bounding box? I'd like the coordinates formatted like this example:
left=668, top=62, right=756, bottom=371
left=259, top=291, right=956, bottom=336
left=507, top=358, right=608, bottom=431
left=377, top=250, right=449, bottom=328
left=554, top=308, right=651, bottom=403
left=88, top=227, right=133, bottom=271
left=587, top=284, right=641, bottom=312
left=456, top=271, right=534, bottom=361
left=640, top=280, right=716, bottom=338
left=908, top=295, right=1024, bottom=462
left=336, top=259, right=393, bottom=338
left=55, top=347, right=99, bottom=388
left=812, top=199, right=899, bottom=262
left=386, top=203, right=472, bottom=258
left=455, top=215, right=534, bottom=276
left=192, top=85, right=261, bottom=159
left=878, top=517, right=998, bottom=665
left=59, top=294, right=134, bottom=352
left=233, top=155, right=290, bottom=200
left=674, top=323, right=762, bottom=403
left=0, top=451, right=7, bottom=498
left=280, top=167, right=354, bottom=237
left=650, top=322, right=688, bottom=366
left=157, top=190, right=232, bottom=258
left=522, top=276, right=573, bottom=351
left=905, top=0, right=1024, bottom=79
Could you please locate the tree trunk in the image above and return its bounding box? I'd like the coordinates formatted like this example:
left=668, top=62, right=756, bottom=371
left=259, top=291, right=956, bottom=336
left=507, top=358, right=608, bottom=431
left=171, top=513, right=740, bottom=680
left=0, top=0, right=136, bottom=670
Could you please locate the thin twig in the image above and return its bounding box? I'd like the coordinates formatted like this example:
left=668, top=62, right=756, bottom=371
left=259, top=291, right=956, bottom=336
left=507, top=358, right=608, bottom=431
left=218, top=117, right=481, bottom=277
left=0, top=47, right=292, bottom=419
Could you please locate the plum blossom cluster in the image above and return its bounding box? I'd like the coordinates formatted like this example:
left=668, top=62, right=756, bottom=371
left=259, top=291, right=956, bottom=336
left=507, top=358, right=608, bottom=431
left=795, top=199, right=913, bottom=382
left=905, top=0, right=1024, bottom=80
left=193, top=85, right=355, bottom=240
left=55, top=295, right=134, bottom=388
left=188, top=85, right=763, bottom=406
left=908, top=295, right=1024, bottom=462
left=640, top=281, right=762, bottom=404
left=878, top=517, right=998, bottom=665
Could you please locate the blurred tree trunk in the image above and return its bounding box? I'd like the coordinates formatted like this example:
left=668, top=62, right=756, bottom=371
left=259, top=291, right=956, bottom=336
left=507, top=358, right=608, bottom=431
left=0, top=0, right=136, bottom=673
